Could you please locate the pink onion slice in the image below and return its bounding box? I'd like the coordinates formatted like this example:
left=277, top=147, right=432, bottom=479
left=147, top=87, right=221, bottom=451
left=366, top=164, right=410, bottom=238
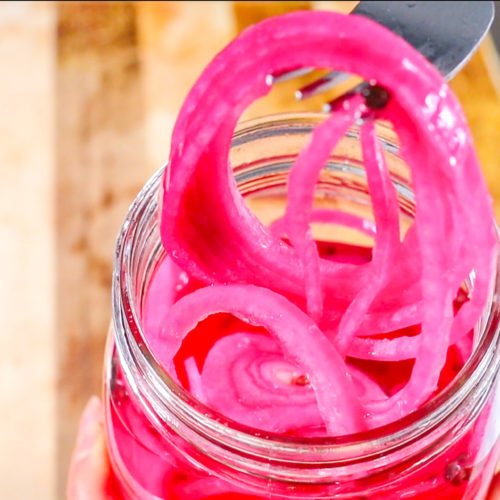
left=199, top=332, right=389, bottom=434
left=147, top=284, right=366, bottom=435
left=184, top=356, right=206, bottom=403
left=143, top=255, right=205, bottom=337
left=273, top=210, right=424, bottom=362
left=283, top=95, right=365, bottom=319
left=347, top=335, right=419, bottom=362
left=155, top=10, right=497, bottom=433
left=345, top=287, right=473, bottom=363
left=349, top=364, right=388, bottom=403
left=362, top=110, right=496, bottom=423
left=198, top=332, right=389, bottom=434
left=333, top=120, right=401, bottom=354
left=200, top=332, right=323, bottom=433
left=161, top=11, right=462, bottom=306
left=273, top=120, right=420, bottom=363
left=143, top=256, right=181, bottom=336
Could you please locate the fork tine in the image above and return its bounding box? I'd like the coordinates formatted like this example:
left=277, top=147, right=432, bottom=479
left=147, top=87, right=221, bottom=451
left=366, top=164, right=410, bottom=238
left=267, top=67, right=314, bottom=85
left=295, top=71, right=351, bottom=100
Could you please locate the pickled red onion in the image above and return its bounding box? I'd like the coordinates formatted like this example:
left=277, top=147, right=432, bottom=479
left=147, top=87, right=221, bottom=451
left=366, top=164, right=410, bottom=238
left=151, top=11, right=497, bottom=435
left=283, top=95, right=365, bottom=319
left=199, top=332, right=389, bottom=434
left=184, top=357, right=205, bottom=403
left=147, top=285, right=366, bottom=434
left=332, top=120, right=401, bottom=354
left=201, top=333, right=323, bottom=433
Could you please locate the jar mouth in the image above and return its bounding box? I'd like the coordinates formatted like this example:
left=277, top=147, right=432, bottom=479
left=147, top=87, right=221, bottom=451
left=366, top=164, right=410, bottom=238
left=113, top=112, right=500, bottom=462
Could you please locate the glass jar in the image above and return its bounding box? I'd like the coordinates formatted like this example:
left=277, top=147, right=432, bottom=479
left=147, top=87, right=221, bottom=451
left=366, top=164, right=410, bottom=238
left=104, top=114, right=500, bottom=499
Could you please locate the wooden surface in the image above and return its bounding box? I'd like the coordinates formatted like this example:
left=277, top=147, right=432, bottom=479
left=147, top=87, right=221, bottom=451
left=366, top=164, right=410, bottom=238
left=0, top=3, right=56, bottom=499
left=56, top=4, right=147, bottom=495
left=1, top=2, right=500, bottom=499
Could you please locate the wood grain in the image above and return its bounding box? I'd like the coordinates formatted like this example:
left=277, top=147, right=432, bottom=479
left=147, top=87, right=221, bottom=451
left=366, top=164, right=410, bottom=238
left=0, top=2, right=56, bottom=499
left=450, top=36, right=500, bottom=220
left=56, top=3, right=146, bottom=496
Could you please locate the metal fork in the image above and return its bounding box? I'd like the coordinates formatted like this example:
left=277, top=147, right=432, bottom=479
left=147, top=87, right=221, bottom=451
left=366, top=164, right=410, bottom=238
left=270, top=1, right=494, bottom=109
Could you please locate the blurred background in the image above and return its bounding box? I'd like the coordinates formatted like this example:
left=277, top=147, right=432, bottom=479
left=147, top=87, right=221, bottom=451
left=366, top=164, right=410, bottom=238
left=1, top=1, right=500, bottom=499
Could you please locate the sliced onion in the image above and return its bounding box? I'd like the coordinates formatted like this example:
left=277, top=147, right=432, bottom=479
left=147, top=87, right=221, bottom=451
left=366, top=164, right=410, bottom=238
left=283, top=95, right=365, bottom=319
left=201, top=332, right=387, bottom=433
left=184, top=357, right=206, bottom=403
left=201, top=333, right=322, bottom=433
left=147, top=285, right=366, bottom=435
left=333, top=120, right=401, bottom=354
left=150, top=10, right=497, bottom=434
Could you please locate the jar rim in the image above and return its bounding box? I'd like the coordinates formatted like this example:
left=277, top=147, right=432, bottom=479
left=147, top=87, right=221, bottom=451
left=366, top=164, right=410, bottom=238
left=112, top=112, right=500, bottom=463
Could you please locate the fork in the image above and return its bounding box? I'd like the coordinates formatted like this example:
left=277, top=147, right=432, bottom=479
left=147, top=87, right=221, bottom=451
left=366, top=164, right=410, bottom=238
left=269, top=1, right=494, bottom=110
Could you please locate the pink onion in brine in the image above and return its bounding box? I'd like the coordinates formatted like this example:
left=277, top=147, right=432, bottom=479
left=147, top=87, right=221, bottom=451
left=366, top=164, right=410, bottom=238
left=149, top=10, right=497, bottom=436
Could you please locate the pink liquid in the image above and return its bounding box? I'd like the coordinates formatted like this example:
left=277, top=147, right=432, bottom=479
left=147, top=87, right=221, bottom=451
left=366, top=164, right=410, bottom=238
left=105, top=241, right=500, bottom=499
left=107, top=352, right=500, bottom=499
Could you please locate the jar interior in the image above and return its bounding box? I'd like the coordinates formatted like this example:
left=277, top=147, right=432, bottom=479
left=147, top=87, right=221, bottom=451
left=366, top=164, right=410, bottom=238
left=108, top=114, right=500, bottom=498
left=129, top=117, right=489, bottom=434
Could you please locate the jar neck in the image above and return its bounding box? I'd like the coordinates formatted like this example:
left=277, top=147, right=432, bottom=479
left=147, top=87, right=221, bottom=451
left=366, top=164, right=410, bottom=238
left=112, top=115, right=500, bottom=486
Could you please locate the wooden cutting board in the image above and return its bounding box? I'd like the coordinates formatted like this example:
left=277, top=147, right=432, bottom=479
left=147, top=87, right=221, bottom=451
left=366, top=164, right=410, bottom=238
left=2, top=2, right=500, bottom=499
